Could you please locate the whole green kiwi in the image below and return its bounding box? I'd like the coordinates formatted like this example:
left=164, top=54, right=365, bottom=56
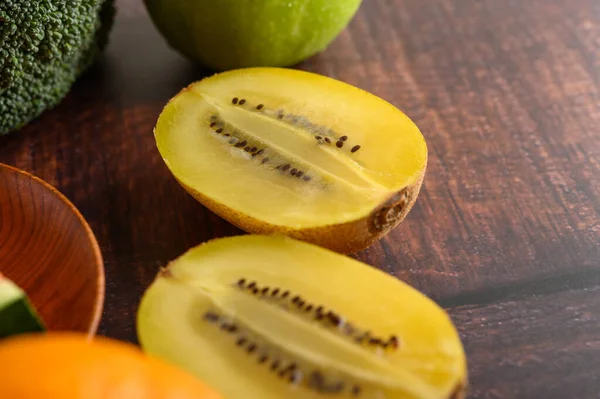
left=143, top=0, right=363, bottom=71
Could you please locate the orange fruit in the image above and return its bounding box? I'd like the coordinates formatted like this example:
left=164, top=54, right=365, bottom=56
left=0, top=332, right=222, bottom=399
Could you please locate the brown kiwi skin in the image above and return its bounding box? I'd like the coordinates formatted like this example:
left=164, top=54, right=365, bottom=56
left=173, top=167, right=425, bottom=254
left=449, top=383, right=467, bottom=399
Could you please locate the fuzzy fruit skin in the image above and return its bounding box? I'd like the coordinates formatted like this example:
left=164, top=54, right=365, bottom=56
left=175, top=167, right=425, bottom=254
left=143, top=0, right=363, bottom=71
left=0, top=332, right=222, bottom=399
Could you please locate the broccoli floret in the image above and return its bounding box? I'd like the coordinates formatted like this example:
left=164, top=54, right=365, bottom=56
left=0, top=0, right=115, bottom=135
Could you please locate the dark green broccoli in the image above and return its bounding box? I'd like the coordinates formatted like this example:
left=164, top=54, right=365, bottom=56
left=0, top=0, right=115, bottom=135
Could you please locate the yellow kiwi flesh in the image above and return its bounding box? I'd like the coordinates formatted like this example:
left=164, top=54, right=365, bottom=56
left=137, top=235, right=467, bottom=399
left=154, top=68, right=427, bottom=253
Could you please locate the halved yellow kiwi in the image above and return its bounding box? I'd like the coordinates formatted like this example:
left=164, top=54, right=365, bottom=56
left=154, top=68, right=427, bottom=253
left=137, top=235, right=467, bottom=399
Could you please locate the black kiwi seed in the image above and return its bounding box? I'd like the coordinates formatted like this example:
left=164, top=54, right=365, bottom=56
left=236, top=337, right=247, bottom=346
left=369, top=337, right=382, bottom=345
left=292, top=295, right=300, bottom=304
left=315, top=306, right=324, bottom=315
left=216, top=128, right=223, bottom=133
left=271, top=359, right=280, bottom=371
left=261, top=287, right=269, bottom=295
left=256, top=149, right=264, bottom=156
left=224, top=133, right=231, bottom=137
left=244, top=146, right=251, bottom=152
left=226, top=324, right=238, bottom=333
left=252, top=287, right=259, bottom=294
left=278, top=113, right=284, bottom=119
left=303, top=175, right=312, bottom=181
left=282, top=291, right=290, bottom=298
left=232, top=97, right=239, bottom=104
left=210, top=122, right=217, bottom=128
left=250, top=147, right=257, bottom=153
left=256, top=104, right=264, bottom=110
left=239, top=99, right=246, bottom=105
left=324, top=137, right=331, bottom=143
left=340, top=135, right=348, bottom=141
left=336, top=141, right=344, bottom=148
left=203, top=311, right=219, bottom=322
left=259, top=354, right=269, bottom=364
left=281, top=164, right=291, bottom=171
left=237, top=278, right=246, bottom=287
left=389, top=335, right=400, bottom=349
left=315, top=135, right=322, bottom=140
left=248, top=281, right=257, bottom=290
left=290, top=168, right=298, bottom=175
left=296, top=171, right=304, bottom=178
left=247, top=343, right=257, bottom=353
left=239, top=140, right=248, bottom=147
left=272, top=288, right=280, bottom=296
left=279, top=363, right=297, bottom=378
left=305, top=304, right=313, bottom=312
left=261, top=158, right=270, bottom=164
left=351, top=145, right=361, bottom=153
left=328, top=312, right=342, bottom=327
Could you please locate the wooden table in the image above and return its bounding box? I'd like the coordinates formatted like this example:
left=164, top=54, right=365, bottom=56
left=1, top=0, right=599, bottom=397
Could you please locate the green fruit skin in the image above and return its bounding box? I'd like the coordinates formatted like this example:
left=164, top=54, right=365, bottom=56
left=143, top=0, right=363, bottom=71
left=0, top=279, right=45, bottom=338
left=0, top=300, right=46, bottom=338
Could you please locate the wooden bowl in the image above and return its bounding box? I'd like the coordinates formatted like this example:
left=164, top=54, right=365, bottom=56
left=0, top=163, right=104, bottom=337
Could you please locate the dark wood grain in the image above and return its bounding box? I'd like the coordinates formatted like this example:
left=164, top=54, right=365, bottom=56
left=0, top=164, right=104, bottom=336
left=0, top=0, right=599, bottom=397
left=453, top=285, right=600, bottom=399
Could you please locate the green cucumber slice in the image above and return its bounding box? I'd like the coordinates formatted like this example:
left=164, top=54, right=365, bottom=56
left=0, top=275, right=46, bottom=338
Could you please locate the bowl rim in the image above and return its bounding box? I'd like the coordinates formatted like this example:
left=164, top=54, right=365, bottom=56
left=0, top=162, right=105, bottom=338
